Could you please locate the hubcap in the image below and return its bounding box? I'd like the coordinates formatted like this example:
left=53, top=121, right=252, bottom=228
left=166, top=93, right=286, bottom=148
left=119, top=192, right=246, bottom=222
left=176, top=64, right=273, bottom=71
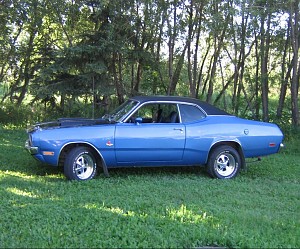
left=214, top=152, right=236, bottom=177
left=74, top=154, right=94, bottom=180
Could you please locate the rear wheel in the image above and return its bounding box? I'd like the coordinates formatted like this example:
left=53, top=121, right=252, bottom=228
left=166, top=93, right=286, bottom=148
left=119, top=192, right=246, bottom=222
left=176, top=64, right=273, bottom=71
left=64, top=146, right=97, bottom=181
left=207, top=145, right=241, bottom=179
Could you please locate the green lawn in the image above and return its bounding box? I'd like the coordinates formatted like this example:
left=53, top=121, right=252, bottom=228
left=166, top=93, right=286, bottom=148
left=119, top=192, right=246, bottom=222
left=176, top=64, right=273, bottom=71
left=0, top=126, right=299, bottom=248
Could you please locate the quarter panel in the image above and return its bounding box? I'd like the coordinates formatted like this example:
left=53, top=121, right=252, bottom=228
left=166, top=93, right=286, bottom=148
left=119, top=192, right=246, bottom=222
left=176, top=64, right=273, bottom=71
left=183, top=116, right=284, bottom=164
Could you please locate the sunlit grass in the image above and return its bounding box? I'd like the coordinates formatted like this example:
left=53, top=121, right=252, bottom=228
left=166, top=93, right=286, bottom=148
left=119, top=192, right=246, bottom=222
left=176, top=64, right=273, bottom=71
left=0, top=126, right=299, bottom=248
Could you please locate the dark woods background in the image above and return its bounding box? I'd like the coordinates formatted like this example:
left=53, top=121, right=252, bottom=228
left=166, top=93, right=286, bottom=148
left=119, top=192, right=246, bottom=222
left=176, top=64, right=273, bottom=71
left=0, top=0, right=299, bottom=128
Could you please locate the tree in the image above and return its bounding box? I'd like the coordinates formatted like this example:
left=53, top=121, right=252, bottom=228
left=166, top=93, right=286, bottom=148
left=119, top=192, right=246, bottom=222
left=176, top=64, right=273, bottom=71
left=186, top=0, right=206, bottom=98
left=290, top=0, right=299, bottom=126
left=0, top=0, right=299, bottom=127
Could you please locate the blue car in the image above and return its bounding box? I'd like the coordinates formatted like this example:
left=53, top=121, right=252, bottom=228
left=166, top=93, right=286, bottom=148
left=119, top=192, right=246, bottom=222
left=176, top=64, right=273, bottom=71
left=25, top=96, right=284, bottom=181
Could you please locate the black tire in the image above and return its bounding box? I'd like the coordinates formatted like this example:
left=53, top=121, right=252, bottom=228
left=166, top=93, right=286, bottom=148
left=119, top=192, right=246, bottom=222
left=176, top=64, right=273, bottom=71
left=64, top=146, right=97, bottom=181
left=207, top=145, right=241, bottom=179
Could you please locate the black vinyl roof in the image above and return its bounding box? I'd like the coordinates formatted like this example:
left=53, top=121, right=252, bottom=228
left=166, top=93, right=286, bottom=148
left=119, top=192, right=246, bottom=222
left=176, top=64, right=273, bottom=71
left=130, top=95, right=231, bottom=116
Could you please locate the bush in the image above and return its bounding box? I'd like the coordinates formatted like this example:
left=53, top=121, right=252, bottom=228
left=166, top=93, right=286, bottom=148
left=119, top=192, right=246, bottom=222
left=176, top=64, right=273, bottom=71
left=0, top=100, right=108, bottom=127
left=0, top=103, right=33, bottom=127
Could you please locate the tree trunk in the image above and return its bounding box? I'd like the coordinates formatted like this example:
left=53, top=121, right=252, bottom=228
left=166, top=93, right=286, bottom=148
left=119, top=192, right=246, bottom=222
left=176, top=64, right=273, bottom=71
left=253, top=31, right=260, bottom=120
left=206, top=2, right=230, bottom=103
left=112, top=52, right=125, bottom=105
left=168, top=44, right=188, bottom=95
left=277, top=18, right=292, bottom=118
left=17, top=1, right=40, bottom=106
left=260, top=8, right=271, bottom=122
left=167, top=3, right=176, bottom=95
left=290, top=0, right=299, bottom=126
left=187, top=0, right=204, bottom=98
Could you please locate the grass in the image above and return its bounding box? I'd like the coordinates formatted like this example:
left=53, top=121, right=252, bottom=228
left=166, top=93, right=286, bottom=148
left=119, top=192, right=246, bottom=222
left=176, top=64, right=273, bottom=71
left=0, top=125, right=299, bottom=248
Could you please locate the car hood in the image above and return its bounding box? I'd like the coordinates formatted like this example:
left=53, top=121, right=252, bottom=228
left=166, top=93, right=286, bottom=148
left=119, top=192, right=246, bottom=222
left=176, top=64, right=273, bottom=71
left=27, top=117, right=114, bottom=132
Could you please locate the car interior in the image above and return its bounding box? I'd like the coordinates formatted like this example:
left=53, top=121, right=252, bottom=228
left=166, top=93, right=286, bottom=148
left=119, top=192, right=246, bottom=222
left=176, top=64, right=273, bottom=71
left=128, top=103, right=180, bottom=124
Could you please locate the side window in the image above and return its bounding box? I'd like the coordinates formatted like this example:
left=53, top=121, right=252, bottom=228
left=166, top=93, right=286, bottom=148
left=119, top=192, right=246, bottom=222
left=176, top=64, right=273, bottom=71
left=127, top=103, right=179, bottom=123
left=132, top=103, right=158, bottom=123
left=179, top=104, right=206, bottom=123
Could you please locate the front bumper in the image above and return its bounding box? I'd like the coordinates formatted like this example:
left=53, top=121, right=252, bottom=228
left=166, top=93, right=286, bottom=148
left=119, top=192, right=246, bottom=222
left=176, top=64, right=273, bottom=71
left=25, top=139, right=38, bottom=155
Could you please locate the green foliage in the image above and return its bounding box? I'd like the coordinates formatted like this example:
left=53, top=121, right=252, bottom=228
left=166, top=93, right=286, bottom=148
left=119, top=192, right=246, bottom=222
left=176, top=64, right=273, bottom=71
left=0, top=0, right=299, bottom=126
left=0, top=103, right=33, bottom=127
left=0, top=100, right=109, bottom=127
left=0, top=126, right=299, bottom=248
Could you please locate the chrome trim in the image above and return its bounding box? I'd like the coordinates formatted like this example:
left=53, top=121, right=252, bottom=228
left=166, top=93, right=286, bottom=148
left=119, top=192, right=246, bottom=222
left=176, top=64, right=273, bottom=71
left=176, top=103, right=182, bottom=123
left=279, top=143, right=284, bottom=151
left=59, top=141, right=108, bottom=168
left=206, top=139, right=243, bottom=163
left=112, top=100, right=140, bottom=123
left=119, top=100, right=141, bottom=123
left=122, top=100, right=207, bottom=123
left=25, top=139, right=39, bottom=155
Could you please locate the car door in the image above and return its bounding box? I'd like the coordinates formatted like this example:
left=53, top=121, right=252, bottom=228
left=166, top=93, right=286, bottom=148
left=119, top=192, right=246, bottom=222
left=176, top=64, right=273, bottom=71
left=114, top=103, right=186, bottom=165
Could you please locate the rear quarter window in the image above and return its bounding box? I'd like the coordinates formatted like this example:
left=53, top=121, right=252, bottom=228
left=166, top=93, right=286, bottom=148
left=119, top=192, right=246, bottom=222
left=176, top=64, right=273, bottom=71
left=179, top=104, right=206, bottom=123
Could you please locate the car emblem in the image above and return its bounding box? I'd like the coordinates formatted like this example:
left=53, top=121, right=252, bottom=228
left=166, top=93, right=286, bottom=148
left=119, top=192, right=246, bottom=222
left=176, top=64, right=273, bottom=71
left=244, top=129, right=249, bottom=135
left=106, top=140, right=114, bottom=147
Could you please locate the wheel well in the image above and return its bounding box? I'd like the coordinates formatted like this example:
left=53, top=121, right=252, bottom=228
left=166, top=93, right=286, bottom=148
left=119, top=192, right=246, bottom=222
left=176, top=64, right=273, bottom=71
left=58, top=143, right=104, bottom=168
left=208, top=141, right=246, bottom=169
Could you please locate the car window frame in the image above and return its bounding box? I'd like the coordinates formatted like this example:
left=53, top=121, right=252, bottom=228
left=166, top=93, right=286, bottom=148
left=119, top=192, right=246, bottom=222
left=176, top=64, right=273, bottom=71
left=109, top=100, right=140, bottom=122
left=123, top=101, right=181, bottom=124
left=178, top=103, right=207, bottom=123
left=122, top=100, right=208, bottom=124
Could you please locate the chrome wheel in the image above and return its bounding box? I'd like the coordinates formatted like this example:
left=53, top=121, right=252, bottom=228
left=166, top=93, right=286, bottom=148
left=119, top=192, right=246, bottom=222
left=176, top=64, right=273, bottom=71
left=214, top=152, right=236, bottom=177
left=64, top=147, right=97, bottom=181
left=74, top=153, right=95, bottom=180
left=207, top=145, right=241, bottom=179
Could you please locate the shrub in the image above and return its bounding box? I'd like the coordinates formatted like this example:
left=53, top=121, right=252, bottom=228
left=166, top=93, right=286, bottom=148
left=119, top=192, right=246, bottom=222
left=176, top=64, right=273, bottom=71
left=0, top=103, right=33, bottom=127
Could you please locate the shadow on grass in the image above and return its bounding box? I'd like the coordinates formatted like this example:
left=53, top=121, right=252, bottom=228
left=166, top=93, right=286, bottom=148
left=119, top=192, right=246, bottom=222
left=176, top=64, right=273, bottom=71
left=0, top=172, right=224, bottom=248
left=1, top=126, right=299, bottom=248
left=106, top=166, right=208, bottom=178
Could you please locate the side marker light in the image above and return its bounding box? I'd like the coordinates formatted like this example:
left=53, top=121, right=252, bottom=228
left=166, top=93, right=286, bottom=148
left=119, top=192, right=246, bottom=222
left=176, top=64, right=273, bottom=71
left=42, top=151, right=55, bottom=156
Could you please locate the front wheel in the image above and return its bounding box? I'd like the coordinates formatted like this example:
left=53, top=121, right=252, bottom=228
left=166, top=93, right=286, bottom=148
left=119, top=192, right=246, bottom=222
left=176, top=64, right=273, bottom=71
left=64, top=147, right=97, bottom=181
left=207, top=145, right=241, bottom=179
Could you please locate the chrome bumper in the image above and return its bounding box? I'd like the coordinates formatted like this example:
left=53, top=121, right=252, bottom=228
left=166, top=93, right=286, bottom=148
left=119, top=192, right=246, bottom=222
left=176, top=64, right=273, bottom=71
left=279, top=143, right=284, bottom=152
left=25, top=139, right=38, bottom=155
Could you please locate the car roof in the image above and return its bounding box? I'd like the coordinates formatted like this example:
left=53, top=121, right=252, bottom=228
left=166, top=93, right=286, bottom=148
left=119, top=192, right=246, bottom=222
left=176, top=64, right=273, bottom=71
left=129, top=95, right=231, bottom=116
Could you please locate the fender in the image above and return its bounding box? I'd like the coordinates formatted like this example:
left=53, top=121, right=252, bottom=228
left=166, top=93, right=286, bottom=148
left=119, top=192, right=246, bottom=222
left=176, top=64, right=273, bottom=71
left=59, top=142, right=110, bottom=177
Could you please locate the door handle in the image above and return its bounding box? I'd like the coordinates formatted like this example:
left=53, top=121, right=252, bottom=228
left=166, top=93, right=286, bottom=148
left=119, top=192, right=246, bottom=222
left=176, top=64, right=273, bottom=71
left=173, top=128, right=184, bottom=132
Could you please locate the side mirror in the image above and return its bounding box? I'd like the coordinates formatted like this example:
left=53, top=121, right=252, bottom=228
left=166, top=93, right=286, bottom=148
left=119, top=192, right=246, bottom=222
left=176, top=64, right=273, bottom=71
left=135, top=117, right=142, bottom=125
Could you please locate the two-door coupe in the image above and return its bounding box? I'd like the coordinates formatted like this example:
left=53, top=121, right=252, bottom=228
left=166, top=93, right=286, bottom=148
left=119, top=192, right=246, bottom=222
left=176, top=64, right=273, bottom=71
left=25, top=96, right=284, bottom=181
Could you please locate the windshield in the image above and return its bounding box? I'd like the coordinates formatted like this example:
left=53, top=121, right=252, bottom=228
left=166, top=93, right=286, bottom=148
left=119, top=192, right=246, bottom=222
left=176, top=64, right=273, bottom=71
left=102, top=100, right=138, bottom=122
